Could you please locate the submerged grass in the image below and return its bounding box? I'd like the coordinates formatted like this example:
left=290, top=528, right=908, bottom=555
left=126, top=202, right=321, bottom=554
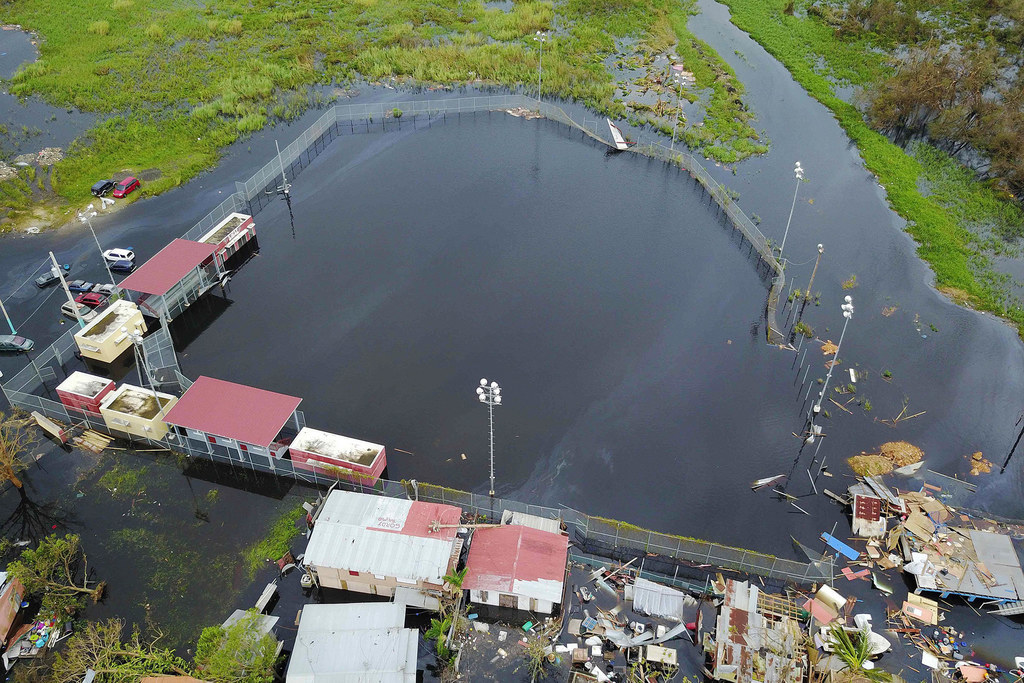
left=1, top=0, right=764, bottom=222
left=717, top=0, right=1024, bottom=335
left=241, top=502, right=305, bottom=578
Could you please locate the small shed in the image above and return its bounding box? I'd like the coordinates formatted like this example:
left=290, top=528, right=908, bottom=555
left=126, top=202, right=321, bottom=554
left=99, top=383, right=178, bottom=439
left=198, top=213, right=257, bottom=269
left=118, top=239, right=221, bottom=321
left=304, top=489, right=461, bottom=598
left=288, top=427, right=386, bottom=485
left=286, top=603, right=416, bottom=683
left=162, top=376, right=303, bottom=464
left=73, top=299, right=147, bottom=363
left=56, top=372, right=115, bottom=415
left=463, top=525, right=569, bottom=614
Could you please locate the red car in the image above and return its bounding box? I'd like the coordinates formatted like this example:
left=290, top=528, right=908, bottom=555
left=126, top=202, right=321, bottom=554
left=112, top=176, right=140, bottom=198
left=74, top=292, right=108, bottom=308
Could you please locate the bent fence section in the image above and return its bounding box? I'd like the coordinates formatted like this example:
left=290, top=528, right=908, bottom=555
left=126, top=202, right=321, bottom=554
left=180, top=94, right=785, bottom=343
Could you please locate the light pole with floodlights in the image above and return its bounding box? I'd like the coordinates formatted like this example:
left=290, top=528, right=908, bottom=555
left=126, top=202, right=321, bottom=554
left=476, top=378, right=502, bottom=497
left=778, top=161, right=804, bottom=266
left=813, top=295, right=853, bottom=418
left=533, top=31, right=548, bottom=102
left=79, top=205, right=117, bottom=288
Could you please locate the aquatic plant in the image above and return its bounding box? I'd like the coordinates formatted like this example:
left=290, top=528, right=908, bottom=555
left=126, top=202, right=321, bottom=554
left=241, top=502, right=305, bottom=576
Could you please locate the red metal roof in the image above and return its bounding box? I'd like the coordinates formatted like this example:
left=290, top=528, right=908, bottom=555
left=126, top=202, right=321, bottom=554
left=162, top=376, right=302, bottom=447
left=463, top=525, right=568, bottom=595
left=118, top=239, right=218, bottom=296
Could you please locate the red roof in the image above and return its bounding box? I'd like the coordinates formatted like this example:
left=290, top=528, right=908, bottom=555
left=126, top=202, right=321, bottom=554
left=162, top=376, right=302, bottom=447
left=118, top=239, right=218, bottom=295
left=463, top=525, right=568, bottom=595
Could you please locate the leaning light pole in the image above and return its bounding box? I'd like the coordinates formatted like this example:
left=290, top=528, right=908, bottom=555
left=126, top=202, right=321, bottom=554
left=79, top=205, right=116, bottom=288
left=778, top=161, right=804, bottom=267
left=669, top=68, right=685, bottom=152
left=533, top=31, right=548, bottom=102
left=476, top=378, right=502, bottom=497
left=814, top=295, right=854, bottom=417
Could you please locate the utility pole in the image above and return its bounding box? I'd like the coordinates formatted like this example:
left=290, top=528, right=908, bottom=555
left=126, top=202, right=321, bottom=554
left=804, top=244, right=824, bottom=302
left=79, top=205, right=116, bottom=288
left=275, top=140, right=291, bottom=196
left=533, top=32, right=548, bottom=102
left=1001, top=413, right=1024, bottom=474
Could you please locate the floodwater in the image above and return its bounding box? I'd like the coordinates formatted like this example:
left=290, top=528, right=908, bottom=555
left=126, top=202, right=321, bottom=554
left=1, top=7, right=1024, bottom=669
left=0, top=28, right=96, bottom=158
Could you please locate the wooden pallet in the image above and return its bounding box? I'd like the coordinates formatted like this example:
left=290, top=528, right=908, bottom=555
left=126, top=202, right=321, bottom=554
left=73, top=430, right=112, bottom=454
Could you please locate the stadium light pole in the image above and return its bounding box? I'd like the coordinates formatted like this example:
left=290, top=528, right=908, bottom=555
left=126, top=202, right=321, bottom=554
left=779, top=161, right=804, bottom=266
left=533, top=31, right=548, bottom=102
left=476, top=378, right=502, bottom=497
left=79, top=205, right=116, bottom=288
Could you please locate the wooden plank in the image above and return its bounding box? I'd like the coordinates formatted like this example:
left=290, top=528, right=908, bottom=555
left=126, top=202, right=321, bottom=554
left=31, top=411, right=67, bottom=443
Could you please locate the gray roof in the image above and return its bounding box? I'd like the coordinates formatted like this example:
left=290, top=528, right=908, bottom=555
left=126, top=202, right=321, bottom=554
left=221, top=609, right=279, bottom=636
left=286, top=603, right=417, bottom=683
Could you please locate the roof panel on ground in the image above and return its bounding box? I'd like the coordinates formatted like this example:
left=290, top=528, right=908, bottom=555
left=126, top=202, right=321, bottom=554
left=118, top=239, right=218, bottom=296
left=162, top=376, right=302, bottom=447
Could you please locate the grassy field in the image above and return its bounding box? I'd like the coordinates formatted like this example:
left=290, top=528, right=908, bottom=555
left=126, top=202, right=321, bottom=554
left=0, top=0, right=767, bottom=229
left=718, top=0, right=1024, bottom=334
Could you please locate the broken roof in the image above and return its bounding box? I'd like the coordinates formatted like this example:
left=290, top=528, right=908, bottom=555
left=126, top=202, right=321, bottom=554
left=463, top=525, right=568, bottom=604
left=911, top=528, right=1024, bottom=601
left=304, top=490, right=461, bottom=584
left=119, top=239, right=218, bottom=296
left=162, top=376, right=301, bottom=447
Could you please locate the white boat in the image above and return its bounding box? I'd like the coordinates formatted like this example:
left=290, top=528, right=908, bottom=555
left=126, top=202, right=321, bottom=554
left=607, top=119, right=632, bottom=150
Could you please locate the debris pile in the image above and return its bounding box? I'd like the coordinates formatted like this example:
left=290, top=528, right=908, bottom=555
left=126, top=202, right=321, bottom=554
left=506, top=107, right=543, bottom=120
left=848, top=440, right=924, bottom=476
left=36, top=148, right=63, bottom=166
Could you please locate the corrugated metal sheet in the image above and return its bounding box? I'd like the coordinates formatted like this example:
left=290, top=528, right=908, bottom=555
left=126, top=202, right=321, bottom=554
left=305, top=491, right=460, bottom=584
left=631, top=577, right=694, bottom=622
left=500, top=510, right=562, bottom=534
left=286, top=603, right=416, bottom=683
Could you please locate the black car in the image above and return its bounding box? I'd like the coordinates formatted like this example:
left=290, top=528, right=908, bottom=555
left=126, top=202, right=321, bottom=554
left=34, top=263, right=71, bottom=288
left=91, top=179, right=115, bottom=197
left=109, top=259, right=135, bottom=273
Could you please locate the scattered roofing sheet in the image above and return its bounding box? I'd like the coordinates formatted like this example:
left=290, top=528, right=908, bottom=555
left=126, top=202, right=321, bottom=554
left=304, top=490, right=460, bottom=585
left=286, top=603, right=416, bottom=683
left=500, top=510, right=563, bottom=534
left=162, top=376, right=301, bottom=447
left=463, top=525, right=569, bottom=604
left=631, top=577, right=694, bottom=622
left=118, top=239, right=218, bottom=296
left=912, top=528, right=1024, bottom=601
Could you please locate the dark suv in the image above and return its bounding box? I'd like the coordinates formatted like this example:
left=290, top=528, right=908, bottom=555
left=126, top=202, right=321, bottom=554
left=91, top=179, right=115, bottom=197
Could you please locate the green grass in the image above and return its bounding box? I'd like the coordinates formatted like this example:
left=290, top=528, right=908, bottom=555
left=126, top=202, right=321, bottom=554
left=0, top=0, right=767, bottom=217
left=716, top=0, right=1024, bottom=334
left=241, top=502, right=305, bottom=577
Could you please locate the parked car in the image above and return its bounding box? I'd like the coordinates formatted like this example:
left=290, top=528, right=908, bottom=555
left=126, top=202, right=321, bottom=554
left=0, top=335, right=34, bottom=353
left=60, top=301, right=98, bottom=322
left=74, top=292, right=108, bottom=308
left=67, top=280, right=95, bottom=293
left=111, top=177, right=140, bottom=198
left=34, top=264, right=71, bottom=288
left=109, top=259, right=136, bottom=274
left=103, top=248, right=135, bottom=263
left=92, top=283, right=117, bottom=296
left=90, top=179, right=115, bottom=197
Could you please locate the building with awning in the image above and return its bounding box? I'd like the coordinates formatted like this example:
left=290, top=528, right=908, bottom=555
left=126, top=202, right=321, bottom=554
left=162, top=376, right=304, bottom=464
left=118, top=239, right=221, bottom=321
left=463, top=524, right=568, bottom=614
left=304, top=489, right=462, bottom=599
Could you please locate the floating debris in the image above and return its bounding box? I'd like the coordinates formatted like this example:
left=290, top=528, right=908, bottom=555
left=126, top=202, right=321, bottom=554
left=967, top=451, right=992, bottom=475
left=848, top=441, right=924, bottom=476
left=821, top=340, right=838, bottom=355
left=505, top=107, right=543, bottom=120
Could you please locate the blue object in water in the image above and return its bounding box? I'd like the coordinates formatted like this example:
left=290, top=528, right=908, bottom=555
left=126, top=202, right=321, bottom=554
left=468, top=613, right=478, bottom=620
left=821, top=531, right=860, bottom=561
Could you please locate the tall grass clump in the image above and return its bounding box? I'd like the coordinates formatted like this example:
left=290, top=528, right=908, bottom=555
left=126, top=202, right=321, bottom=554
left=222, top=19, right=242, bottom=35
left=88, top=20, right=110, bottom=35
left=145, top=23, right=164, bottom=39
left=111, top=0, right=133, bottom=9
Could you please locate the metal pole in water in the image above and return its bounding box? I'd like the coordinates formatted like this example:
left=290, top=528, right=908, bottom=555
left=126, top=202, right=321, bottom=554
left=778, top=161, right=804, bottom=266
left=801, top=364, right=811, bottom=386
left=805, top=244, right=824, bottom=302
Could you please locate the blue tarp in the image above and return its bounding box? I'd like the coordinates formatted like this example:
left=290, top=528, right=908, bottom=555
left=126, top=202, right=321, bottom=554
left=820, top=532, right=860, bottom=561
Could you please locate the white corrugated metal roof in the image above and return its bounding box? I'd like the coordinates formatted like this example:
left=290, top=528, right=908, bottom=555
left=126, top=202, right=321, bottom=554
left=632, top=577, right=694, bottom=621
left=287, top=603, right=416, bottom=683
left=304, top=490, right=460, bottom=584
left=500, top=510, right=563, bottom=534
